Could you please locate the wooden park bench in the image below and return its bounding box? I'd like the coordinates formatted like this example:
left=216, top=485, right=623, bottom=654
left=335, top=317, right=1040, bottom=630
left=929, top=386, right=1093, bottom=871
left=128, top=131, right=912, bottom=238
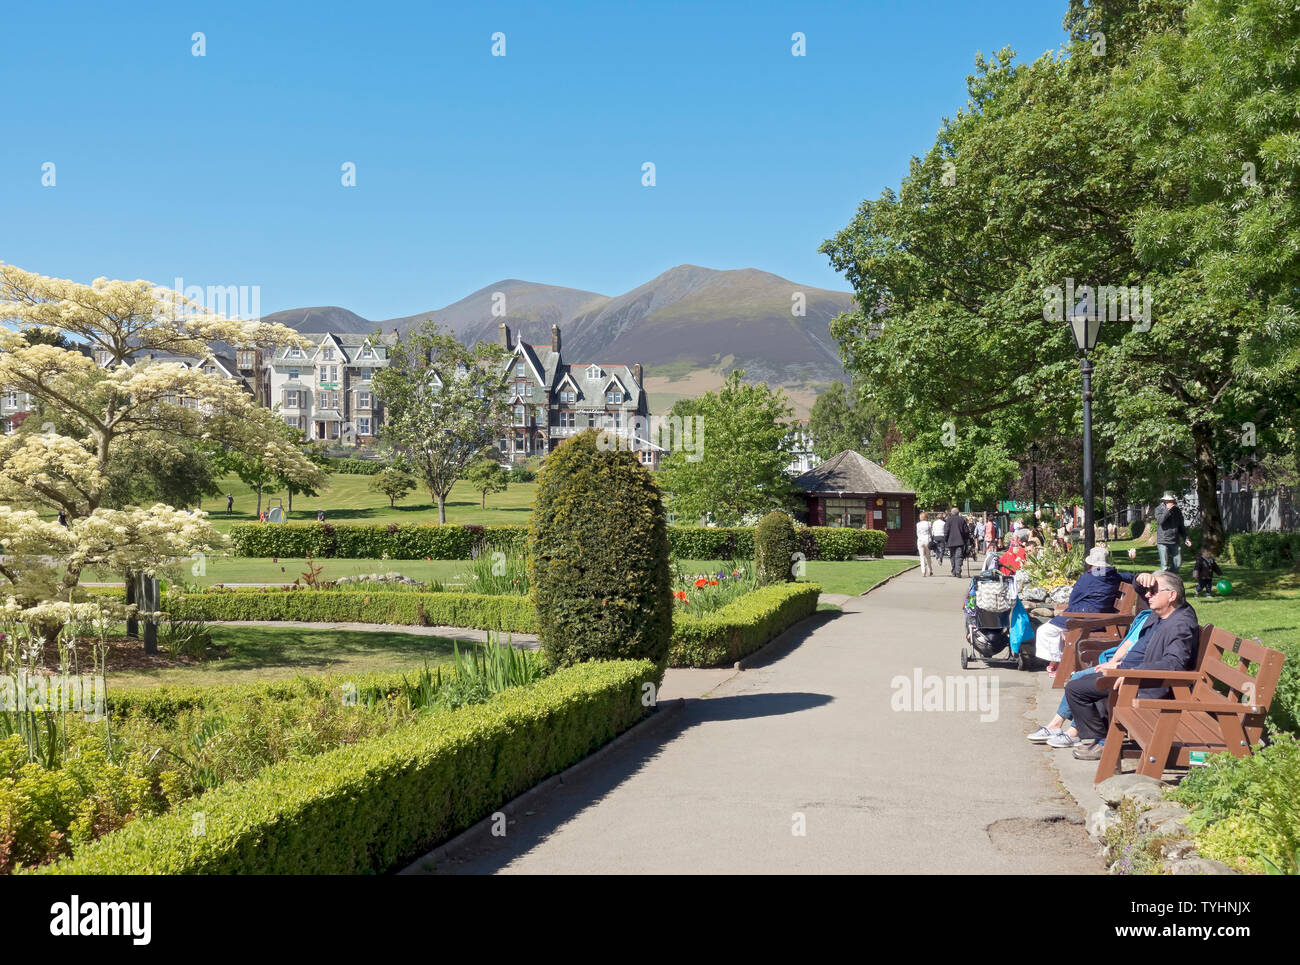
left=1051, top=581, right=1142, bottom=688
left=1093, top=626, right=1287, bottom=782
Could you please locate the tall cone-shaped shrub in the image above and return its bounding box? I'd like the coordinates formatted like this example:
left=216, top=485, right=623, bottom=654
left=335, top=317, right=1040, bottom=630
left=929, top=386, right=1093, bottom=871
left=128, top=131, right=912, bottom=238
left=529, top=430, right=672, bottom=674
left=754, top=510, right=798, bottom=585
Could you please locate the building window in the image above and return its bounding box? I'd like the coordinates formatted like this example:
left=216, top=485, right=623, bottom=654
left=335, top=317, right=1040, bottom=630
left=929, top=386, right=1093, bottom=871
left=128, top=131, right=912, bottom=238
left=587, top=413, right=596, bottom=428
left=285, top=390, right=299, bottom=408
left=358, top=417, right=371, bottom=436
left=526, top=382, right=533, bottom=397
left=606, top=390, right=622, bottom=404
left=237, top=350, right=255, bottom=369
left=498, top=437, right=508, bottom=453
left=562, top=411, right=575, bottom=428
left=586, top=365, right=601, bottom=380
left=358, top=391, right=372, bottom=409
left=886, top=499, right=902, bottom=531
left=516, top=362, right=525, bottom=377
left=323, top=347, right=335, bottom=361
left=514, top=405, right=525, bottom=426
left=825, top=498, right=867, bottom=529
left=289, top=368, right=299, bottom=380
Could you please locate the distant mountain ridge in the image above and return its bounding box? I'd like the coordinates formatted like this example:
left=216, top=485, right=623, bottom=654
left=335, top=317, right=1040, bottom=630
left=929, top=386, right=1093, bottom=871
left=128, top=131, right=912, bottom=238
left=261, top=266, right=857, bottom=415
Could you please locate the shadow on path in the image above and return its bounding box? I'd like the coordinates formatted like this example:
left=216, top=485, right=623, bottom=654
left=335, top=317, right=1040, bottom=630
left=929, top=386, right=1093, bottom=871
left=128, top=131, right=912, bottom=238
left=417, top=689, right=832, bottom=875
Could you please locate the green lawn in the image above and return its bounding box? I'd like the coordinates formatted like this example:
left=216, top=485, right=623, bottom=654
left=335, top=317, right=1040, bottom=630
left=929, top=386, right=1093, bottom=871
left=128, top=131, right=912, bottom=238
left=201, top=473, right=537, bottom=531
left=1108, top=540, right=1299, bottom=654
left=111, top=625, right=464, bottom=690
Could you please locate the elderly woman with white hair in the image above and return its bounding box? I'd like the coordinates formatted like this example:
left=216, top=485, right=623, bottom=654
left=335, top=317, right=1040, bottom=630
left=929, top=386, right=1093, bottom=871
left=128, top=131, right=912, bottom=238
left=1034, top=544, right=1139, bottom=674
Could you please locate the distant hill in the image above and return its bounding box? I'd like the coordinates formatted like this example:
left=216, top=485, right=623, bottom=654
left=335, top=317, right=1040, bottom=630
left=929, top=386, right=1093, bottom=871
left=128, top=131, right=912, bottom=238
left=265, top=266, right=858, bottom=417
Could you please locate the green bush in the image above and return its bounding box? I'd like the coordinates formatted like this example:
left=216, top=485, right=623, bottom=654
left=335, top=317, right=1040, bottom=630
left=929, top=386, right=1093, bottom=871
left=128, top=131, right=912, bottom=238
left=755, top=511, right=798, bottom=585
left=669, top=582, right=822, bottom=667
left=32, top=660, right=656, bottom=875
left=799, top=527, right=887, bottom=560
left=530, top=431, right=673, bottom=673
left=1227, top=532, right=1300, bottom=570
left=163, top=589, right=536, bottom=632
left=1128, top=519, right=1145, bottom=540
left=667, top=527, right=755, bottom=560
left=1269, top=638, right=1300, bottom=736
left=228, top=523, right=528, bottom=560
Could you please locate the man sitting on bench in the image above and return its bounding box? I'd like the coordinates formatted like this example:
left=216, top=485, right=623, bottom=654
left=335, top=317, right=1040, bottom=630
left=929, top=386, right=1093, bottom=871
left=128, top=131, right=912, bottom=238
left=1067, top=571, right=1199, bottom=762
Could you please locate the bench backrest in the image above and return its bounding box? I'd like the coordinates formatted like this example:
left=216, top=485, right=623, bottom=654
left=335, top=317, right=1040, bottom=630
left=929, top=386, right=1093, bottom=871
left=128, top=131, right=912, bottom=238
left=1192, top=627, right=1286, bottom=745
left=1115, top=581, right=1139, bottom=616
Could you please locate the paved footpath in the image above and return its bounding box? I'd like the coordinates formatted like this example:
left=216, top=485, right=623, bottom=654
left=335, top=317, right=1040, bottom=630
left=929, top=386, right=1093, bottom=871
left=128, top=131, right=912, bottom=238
left=420, top=568, right=1104, bottom=874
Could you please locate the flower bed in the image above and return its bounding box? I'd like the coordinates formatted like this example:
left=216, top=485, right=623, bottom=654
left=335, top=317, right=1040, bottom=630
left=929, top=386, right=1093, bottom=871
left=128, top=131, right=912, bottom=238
left=669, top=582, right=822, bottom=668
left=30, top=659, right=656, bottom=875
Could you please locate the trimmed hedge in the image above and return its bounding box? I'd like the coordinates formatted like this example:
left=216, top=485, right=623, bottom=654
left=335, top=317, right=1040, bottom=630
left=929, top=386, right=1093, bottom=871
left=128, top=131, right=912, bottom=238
left=164, top=589, right=536, bottom=632
left=228, top=523, right=527, bottom=559
left=33, top=660, right=656, bottom=874
left=227, top=522, right=890, bottom=561
left=755, top=511, right=798, bottom=585
left=669, top=582, right=822, bottom=668
left=1227, top=532, right=1300, bottom=570
left=326, top=457, right=387, bottom=475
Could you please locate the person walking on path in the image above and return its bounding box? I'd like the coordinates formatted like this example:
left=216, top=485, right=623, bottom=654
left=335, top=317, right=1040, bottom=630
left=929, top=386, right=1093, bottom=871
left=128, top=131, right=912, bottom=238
left=316, top=509, right=326, bottom=523
left=945, top=507, right=970, bottom=577
left=226, top=493, right=234, bottom=515
left=931, top=512, right=947, bottom=564
left=1155, top=491, right=1191, bottom=572
left=916, top=512, right=934, bottom=576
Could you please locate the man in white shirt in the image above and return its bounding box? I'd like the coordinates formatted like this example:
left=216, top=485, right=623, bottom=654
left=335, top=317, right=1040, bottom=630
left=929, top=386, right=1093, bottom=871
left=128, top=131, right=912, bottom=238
left=931, top=513, right=947, bottom=563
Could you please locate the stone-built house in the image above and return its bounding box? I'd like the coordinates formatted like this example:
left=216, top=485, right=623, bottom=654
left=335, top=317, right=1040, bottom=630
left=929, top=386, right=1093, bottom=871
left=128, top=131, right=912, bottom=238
left=263, top=333, right=396, bottom=444
left=495, top=323, right=659, bottom=467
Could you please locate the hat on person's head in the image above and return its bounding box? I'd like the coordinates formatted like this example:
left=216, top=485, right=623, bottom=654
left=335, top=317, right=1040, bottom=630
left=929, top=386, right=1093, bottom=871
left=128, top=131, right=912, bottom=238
left=1085, top=545, right=1111, bottom=568
left=1162, top=491, right=1178, bottom=502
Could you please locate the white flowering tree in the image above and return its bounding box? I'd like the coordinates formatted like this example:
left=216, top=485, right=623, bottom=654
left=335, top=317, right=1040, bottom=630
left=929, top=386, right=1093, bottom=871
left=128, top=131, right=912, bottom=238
left=0, top=263, right=326, bottom=637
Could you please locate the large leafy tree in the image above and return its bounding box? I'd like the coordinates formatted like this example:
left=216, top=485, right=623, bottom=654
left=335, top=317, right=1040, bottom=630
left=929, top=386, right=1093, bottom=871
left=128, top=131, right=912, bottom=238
left=820, top=0, right=1300, bottom=553
left=657, top=370, right=797, bottom=525
left=372, top=324, right=510, bottom=524
left=806, top=382, right=889, bottom=462
left=0, top=263, right=321, bottom=632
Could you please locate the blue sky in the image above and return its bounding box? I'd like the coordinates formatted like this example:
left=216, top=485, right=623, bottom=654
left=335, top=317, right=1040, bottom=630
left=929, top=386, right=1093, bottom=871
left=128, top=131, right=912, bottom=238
left=2, top=0, right=1069, bottom=319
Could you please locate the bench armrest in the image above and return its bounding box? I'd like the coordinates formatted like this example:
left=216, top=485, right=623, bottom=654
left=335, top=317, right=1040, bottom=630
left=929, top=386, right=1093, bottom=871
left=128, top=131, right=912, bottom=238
left=1096, top=668, right=1203, bottom=681
left=1063, top=614, right=1132, bottom=631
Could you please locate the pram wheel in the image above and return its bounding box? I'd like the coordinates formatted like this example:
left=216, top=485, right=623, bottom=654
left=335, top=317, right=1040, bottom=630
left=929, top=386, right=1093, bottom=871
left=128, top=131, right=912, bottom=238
left=960, top=647, right=969, bottom=670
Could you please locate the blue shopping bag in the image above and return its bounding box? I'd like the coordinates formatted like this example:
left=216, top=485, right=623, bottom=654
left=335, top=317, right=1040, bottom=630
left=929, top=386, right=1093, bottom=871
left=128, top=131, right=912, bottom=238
left=1009, top=598, right=1034, bottom=655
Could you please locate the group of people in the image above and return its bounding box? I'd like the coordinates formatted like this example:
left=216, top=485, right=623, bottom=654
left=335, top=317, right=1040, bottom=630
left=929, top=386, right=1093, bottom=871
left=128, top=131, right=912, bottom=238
left=916, top=509, right=1036, bottom=578
left=1027, top=549, right=1200, bottom=762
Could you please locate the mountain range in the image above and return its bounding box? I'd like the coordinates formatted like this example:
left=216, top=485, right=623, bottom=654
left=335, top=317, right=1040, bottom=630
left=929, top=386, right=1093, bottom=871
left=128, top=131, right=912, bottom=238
left=261, top=265, right=858, bottom=416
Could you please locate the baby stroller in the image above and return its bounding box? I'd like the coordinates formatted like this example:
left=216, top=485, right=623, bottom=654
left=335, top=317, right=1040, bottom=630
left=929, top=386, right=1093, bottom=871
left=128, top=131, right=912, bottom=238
left=960, top=570, right=1033, bottom=671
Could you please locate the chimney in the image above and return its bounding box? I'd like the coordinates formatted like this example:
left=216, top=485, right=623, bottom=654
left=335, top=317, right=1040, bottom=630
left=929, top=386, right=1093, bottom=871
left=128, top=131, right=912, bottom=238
left=633, top=363, right=643, bottom=387
left=551, top=324, right=561, bottom=354
left=498, top=322, right=511, bottom=349
left=391, top=328, right=399, bottom=343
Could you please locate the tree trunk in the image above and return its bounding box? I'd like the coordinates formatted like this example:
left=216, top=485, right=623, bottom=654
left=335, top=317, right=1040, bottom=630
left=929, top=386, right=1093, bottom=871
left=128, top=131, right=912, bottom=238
left=1193, top=425, right=1224, bottom=556
left=481, top=489, right=486, bottom=509
left=256, top=485, right=263, bottom=518
left=288, top=489, right=293, bottom=514
left=437, top=493, right=447, bottom=524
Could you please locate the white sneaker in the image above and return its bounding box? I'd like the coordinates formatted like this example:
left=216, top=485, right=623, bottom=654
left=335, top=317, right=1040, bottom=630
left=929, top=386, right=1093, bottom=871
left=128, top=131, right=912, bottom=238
left=1027, top=726, right=1062, bottom=743
left=1047, top=733, right=1081, bottom=748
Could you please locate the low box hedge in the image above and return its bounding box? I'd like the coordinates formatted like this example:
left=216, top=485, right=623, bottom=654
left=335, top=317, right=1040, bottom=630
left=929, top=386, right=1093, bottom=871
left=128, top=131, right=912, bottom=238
left=1227, top=532, right=1300, bottom=570
left=34, top=659, right=657, bottom=874
left=669, top=582, right=822, bottom=668
left=164, top=589, right=536, bottom=632
left=227, top=522, right=889, bottom=561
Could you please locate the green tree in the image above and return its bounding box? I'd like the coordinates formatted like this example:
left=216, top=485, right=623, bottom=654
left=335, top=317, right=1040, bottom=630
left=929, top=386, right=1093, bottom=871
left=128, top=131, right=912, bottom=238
left=463, top=455, right=509, bottom=509
left=369, top=465, right=417, bottom=507
left=372, top=324, right=510, bottom=524
left=807, top=382, right=888, bottom=462
left=657, top=370, right=797, bottom=525
left=820, top=0, right=1300, bottom=553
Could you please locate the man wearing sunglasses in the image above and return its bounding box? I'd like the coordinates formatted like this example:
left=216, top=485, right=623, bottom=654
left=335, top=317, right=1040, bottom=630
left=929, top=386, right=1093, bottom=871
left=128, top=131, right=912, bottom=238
left=1065, top=571, right=1199, bottom=762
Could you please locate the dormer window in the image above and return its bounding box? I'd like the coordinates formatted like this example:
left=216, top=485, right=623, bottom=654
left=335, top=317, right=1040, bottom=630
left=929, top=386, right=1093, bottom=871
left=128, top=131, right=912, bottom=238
left=586, top=365, right=601, bottom=380
left=323, top=347, right=335, bottom=361
left=516, top=362, right=525, bottom=378
left=606, top=390, right=622, bottom=404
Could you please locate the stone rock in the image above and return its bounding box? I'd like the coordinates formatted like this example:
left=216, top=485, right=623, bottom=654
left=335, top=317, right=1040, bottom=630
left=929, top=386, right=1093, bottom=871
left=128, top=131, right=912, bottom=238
left=1087, top=805, right=1120, bottom=841
left=1169, top=857, right=1236, bottom=875
left=1137, top=804, right=1189, bottom=835
left=1022, top=586, right=1048, bottom=603
left=1029, top=606, right=1056, bottom=620
left=1097, top=773, right=1165, bottom=807
left=1050, top=585, right=1073, bottom=605
left=1160, top=839, right=1197, bottom=861
left=1122, top=784, right=1168, bottom=808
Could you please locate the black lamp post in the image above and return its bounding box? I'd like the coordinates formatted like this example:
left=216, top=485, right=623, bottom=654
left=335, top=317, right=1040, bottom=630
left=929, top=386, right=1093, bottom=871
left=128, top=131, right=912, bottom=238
left=1067, top=299, right=1103, bottom=553
left=1029, top=442, right=1040, bottom=519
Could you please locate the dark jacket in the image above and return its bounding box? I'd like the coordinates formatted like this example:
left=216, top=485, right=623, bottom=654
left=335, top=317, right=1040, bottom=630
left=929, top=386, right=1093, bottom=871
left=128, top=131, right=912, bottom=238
left=1192, top=554, right=1222, bottom=581
left=1049, top=566, right=1135, bottom=628
left=945, top=514, right=969, bottom=548
left=1134, top=602, right=1199, bottom=699
left=1155, top=503, right=1187, bottom=546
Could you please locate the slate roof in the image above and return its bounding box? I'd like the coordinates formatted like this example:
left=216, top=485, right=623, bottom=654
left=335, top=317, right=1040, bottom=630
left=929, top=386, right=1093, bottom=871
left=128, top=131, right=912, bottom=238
left=269, top=332, right=395, bottom=366
left=793, top=450, right=914, bottom=495
left=502, top=340, right=643, bottom=408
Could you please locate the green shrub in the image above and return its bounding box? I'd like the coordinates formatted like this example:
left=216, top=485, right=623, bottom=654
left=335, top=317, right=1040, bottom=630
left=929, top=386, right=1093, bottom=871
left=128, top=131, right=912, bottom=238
left=32, top=660, right=656, bottom=875
left=1227, top=532, right=1300, bottom=570
left=1269, top=638, right=1300, bottom=736
left=755, top=511, right=798, bottom=585
left=228, top=523, right=527, bottom=560
left=669, top=583, right=821, bottom=667
left=163, top=589, right=536, bottom=632
left=800, top=527, right=887, bottom=560
left=1128, top=519, right=1145, bottom=540
left=530, top=431, right=672, bottom=673
left=667, top=527, right=755, bottom=560
left=326, top=457, right=387, bottom=475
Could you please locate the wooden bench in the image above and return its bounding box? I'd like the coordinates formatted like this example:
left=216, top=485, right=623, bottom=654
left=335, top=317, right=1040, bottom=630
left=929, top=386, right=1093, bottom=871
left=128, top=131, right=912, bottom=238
left=1093, top=626, right=1286, bottom=781
left=1051, top=582, right=1142, bottom=688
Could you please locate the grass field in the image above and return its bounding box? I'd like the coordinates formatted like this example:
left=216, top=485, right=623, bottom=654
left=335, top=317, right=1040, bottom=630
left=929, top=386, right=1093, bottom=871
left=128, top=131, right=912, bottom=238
left=1109, top=539, right=1299, bottom=654
left=111, top=625, right=464, bottom=690
left=200, top=473, right=537, bottom=530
